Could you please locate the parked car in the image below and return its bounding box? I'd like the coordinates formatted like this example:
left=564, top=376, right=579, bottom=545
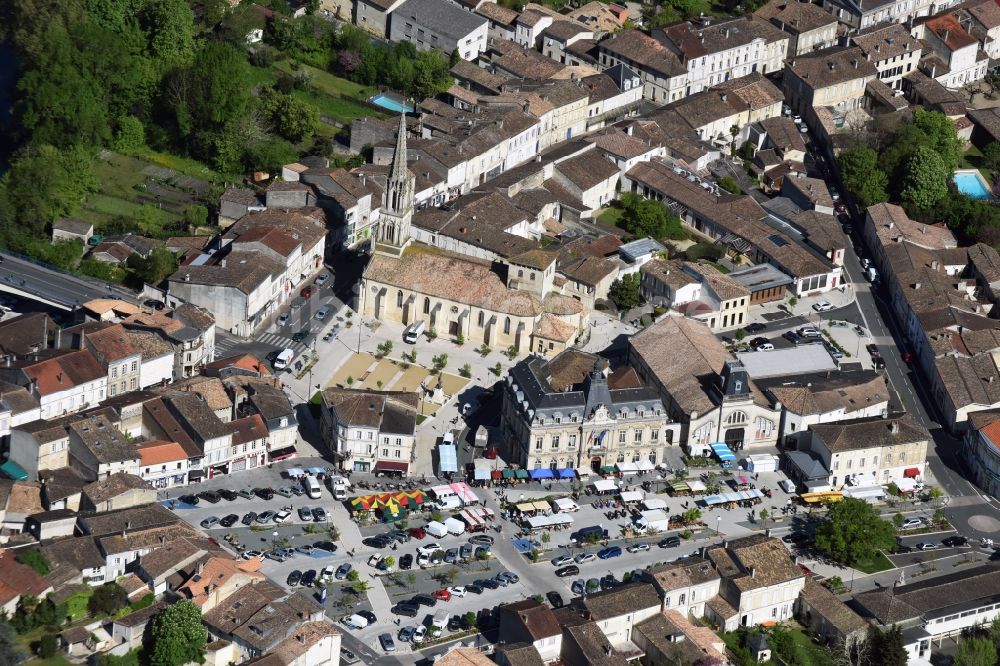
left=379, top=633, right=396, bottom=652
left=432, top=588, right=452, bottom=601
left=916, top=542, right=938, bottom=550
left=241, top=512, right=257, bottom=525
left=179, top=494, right=199, bottom=505
left=257, top=510, right=276, bottom=524
left=627, top=543, right=650, bottom=553
left=658, top=536, right=681, bottom=548
left=335, top=563, right=352, bottom=580
left=745, top=322, right=766, bottom=334
left=812, top=301, right=834, bottom=312
left=315, top=273, right=331, bottom=286
left=412, top=594, right=437, bottom=607
left=236, top=488, right=254, bottom=500
left=900, top=517, right=924, bottom=529
left=392, top=602, right=419, bottom=617
left=460, top=544, right=474, bottom=560
left=286, top=570, right=302, bottom=587
left=399, top=554, right=413, bottom=570
left=301, top=570, right=317, bottom=587
left=398, top=625, right=415, bottom=642
left=273, top=510, right=291, bottom=523
left=466, top=583, right=484, bottom=595
left=311, top=507, right=327, bottom=522
left=300, top=286, right=314, bottom=298
left=200, top=516, right=219, bottom=529
left=407, top=527, right=426, bottom=539
left=575, top=553, right=596, bottom=564
left=298, top=506, right=312, bottom=521
left=275, top=486, right=294, bottom=498
left=219, top=514, right=239, bottom=528
left=498, top=571, right=519, bottom=584
left=315, top=305, right=331, bottom=321
left=199, top=491, right=221, bottom=504
left=418, top=543, right=443, bottom=555
left=447, top=586, right=466, bottom=597
left=412, top=625, right=427, bottom=643
left=798, top=327, right=822, bottom=338
left=552, top=555, right=573, bottom=567
left=468, top=535, right=494, bottom=546
left=547, top=591, right=565, bottom=608
left=218, top=489, right=238, bottom=501
left=750, top=337, right=774, bottom=351
left=445, top=548, right=459, bottom=564
left=277, top=312, right=290, bottom=326
left=295, top=545, right=315, bottom=556
left=254, top=487, right=274, bottom=500
left=942, top=535, right=968, bottom=547
left=597, top=546, right=622, bottom=559
left=313, top=541, right=336, bottom=553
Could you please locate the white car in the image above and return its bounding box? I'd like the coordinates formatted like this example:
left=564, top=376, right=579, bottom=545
left=319, top=565, right=335, bottom=582
left=575, top=553, right=596, bottom=564
left=812, top=301, right=834, bottom=312
left=900, top=518, right=924, bottom=529
left=418, top=543, right=443, bottom=555
left=799, top=327, right=822, bottom=338
left=627, top=543, right=650, bottom=553
left=447, top=586, right=467, bottom=597
left=417, top=552, right=430, bottom=567
left=369, top=553, right=383, bottom=567
left=273, top=510, right=291, bottom=523
left=413, top=625, right=427, bottom=643
left=552, top=555, right=573, bottom=567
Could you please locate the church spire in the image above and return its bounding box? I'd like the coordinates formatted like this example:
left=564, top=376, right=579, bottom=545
left=391, top=113, right=408, bottom=182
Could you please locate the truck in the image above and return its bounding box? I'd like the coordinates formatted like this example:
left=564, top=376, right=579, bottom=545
left=273, top=348, right=295, bottom=370
left=328, top=476, right=349, bottom=500
left=865, top=266, right=879, bottom=283
left=403, top=320, right=425, bottom=344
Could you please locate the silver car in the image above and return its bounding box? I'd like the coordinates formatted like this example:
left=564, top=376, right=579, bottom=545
left=314, top=305, right=332, bottom=321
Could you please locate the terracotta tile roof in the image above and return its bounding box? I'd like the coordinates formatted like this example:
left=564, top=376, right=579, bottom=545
left=755, top=0, right=837, bottom=32
left=867, top=202, right=957, bottom=250
left=925, top=13, right=978, bottom=50
left=852, top=23, right=919, bottom=61
left=99, top=523, right=201, bottom=556
left=0, top=550, right=52, bottom=605
left=475, top=1, right=519, bottom=25
left=84, top=324, right=140, bottom=363
left=321, top=389, right=418, bottom=433
left=706, top=534, right=805, bottom=591
left=533, top=313, right=578, bottom=343
left=177, top=555, right=266, bottom=606
left=6, top=482, right=42, bottom=514
left=40, top=536, right=108, bottom=572
left=788, top=46, right=877, bottom=87
left=80, top=502, right=179, bottom=537
left=21, top=350, right=106, bottom=396
left=82, top=473, right=152, bottom=504
left=204, top=354, right=271, bottom=376
left=578, top=582, right=661, bottom=619
left=363, top=245, right=546, bottom=316
left=502, top=599, right=561, bottom=639
left=554, top=150, right=621, bottom=191
left=854, top=565, right=1000, bottom=626
left=589, top=130, right=655, bottom=160
left=647, top=556, right=720, bottom=592
left=800, top=579, right=867, bottom=636
left=598, top=29, right=684, bottom=78
left=169, top=251, right=284, bottom=294
left=629, top=314, right=731, bottom=415
left=225, top=414, right=267, bottom=445
left=165, top=377, right=232, bottom=413
left=762, top=372, right=888, bottom=417
left=270, top=621, right=340, bottom=664
left=431, top=647, right=496, bottom=666
left=635, top=612, right=725, bottom=665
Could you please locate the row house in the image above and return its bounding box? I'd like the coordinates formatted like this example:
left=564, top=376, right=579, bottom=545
left=500, top=350, right=678, bottom=473
left=513, top=3, right=561, bottom=48
left=782, top=46, right=878, bottom=121
left=0, top=350, right=107, bottom=420
left=657, top=16, right=790, bottom=95
left=320, top=387, right=418, bottom=476
left=390, top=0, right=489, bottom=60
left=821, top=0, right=946, bottom=30
left=598, top=29, right=688, bottom=103
left=285, top=165, right=385, bottom=251
left=851, top=23, right=922, bottom=89
left=164, top=393, right=235, bottom=480
left=624, top=158, right=842, bottom=296
left=914, top=13, right=989, bottom=88
left=67, top=414, right=141, bottom=481
left=787, top=414, right=930, bottom=489
left=629, top=315, right=780, bottom=453
left=142, top=398, right=207, bottom=483
left=7, top=407, right=115, bottom=480
left=136, top=440, right=190, bottom=489
left=121, top=304, right=216, bottom=380
left=756, top=0, right=839, bottom=56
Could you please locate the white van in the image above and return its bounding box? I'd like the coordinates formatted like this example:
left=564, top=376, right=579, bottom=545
left=304, top=475, right=322, bottom=500
left=344, top=614, right=370, bottom=630
left=436, top=496, right=462, bottom=511
left=866, top=266, right=879, bottom=283
left=403, top=320, right=425, bottom=344
left=779, top=479, right=796, bottom=494
left=273, top=348, right=295, bottom=370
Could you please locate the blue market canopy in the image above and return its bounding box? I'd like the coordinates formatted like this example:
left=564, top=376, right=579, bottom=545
left=710, top=442, right=737, bottom=462
left=531, top=468, right=555, bottom=479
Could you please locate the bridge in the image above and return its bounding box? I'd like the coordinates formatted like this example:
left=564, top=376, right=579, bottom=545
left=0, top=251, right=138, bottom=311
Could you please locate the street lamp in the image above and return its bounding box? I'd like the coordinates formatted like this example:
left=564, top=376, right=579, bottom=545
left=716, top=515, right=722, bottom=537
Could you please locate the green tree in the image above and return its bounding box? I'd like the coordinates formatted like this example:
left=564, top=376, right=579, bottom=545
left=911, top=107, right=962, bottom=172
left=0, top=617, right=25, bottom=665
left=139, top=0, right=196, bottom=73
left=127, top=247, right=179, bottom=286
left=682, top=508, right=701, bottom=525
left=954, top=637, right=997, bottom=666
left=114, top=115, right=146, bottom=154
left=32, top=598, right=61, bottom=628
left=37, top=633, right=58, bottom=659
left=838, top=146, right=888, bottom=207
left=866, top=625, right=907, bottom=666
left=148, top=600, right=208, bottom=666
left=88, top=583, right=127, bottom=617
left=717, top=176, right=741, bottom=194
left=983, top=142, right=1000, bottom=175
left=16, top=550, right=50, bottom=576
left=617, top=192, right=687, bottom=240
left=412, top=49, right=452, bottom=100
left=901, top=145, right=950, bottom=211
left=814, top=498, right=895, bottom=566
left=183, top=203, right=208, bottom=228
left=261, top=90, right=320, bottom=143
left=608, top=273, right=642, bottom=310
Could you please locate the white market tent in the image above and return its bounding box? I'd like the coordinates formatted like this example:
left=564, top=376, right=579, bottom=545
left=444, top=517, right=466, bottom=535
left=525, top=513, right=574, bottom=529
left=591, top=479, right=618, bottom=493
left=842, top=486, right=886, bottom=503
left=636, top=509, right=670, bottom=532
left=642, top=498, right=667, bottom=511
left=895, top=478, right=918, bottom=493
left=620, top=490, right=645, bottom=504
left=744, top=454, right=779, bottom=473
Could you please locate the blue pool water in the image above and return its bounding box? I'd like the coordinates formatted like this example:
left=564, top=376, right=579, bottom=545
left=370, top=93, right=413, bottom=114
left=954, top=170, right=994, bottom=199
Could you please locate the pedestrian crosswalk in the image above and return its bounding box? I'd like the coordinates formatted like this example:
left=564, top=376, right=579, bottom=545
left=256, top=333, right=308, bottom=353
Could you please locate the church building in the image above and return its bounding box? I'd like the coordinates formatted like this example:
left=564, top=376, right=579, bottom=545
left=359, top=115, right=589, bottom=355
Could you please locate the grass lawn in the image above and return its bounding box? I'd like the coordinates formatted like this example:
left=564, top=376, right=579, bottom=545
left=775, top=627, right=836, bottom=666
left=710, top=262, right=730, bottom=274
left=960, top=145, right=991, bottom=180
left=597, top=207, right=623, bottom=227
left=65, top=590, right=94, bottom=621
left=274, top=61, right=374, bottom=99
left=853, top=551, right=895, bottom=574
left=260, top=60, right=387, bottom=127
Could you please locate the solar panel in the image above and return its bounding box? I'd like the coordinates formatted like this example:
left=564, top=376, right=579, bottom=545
left=767, top=234, right=788, bottom=247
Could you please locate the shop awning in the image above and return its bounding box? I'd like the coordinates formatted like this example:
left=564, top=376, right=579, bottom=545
left=492, top=470, right=503, bottom=480
left=636, top=460, right=654, bottom=472
left=531, top=468, right=554, bottom=479
left=285, top=467, right=306, bottom=478
left=374, top=461, right=409, bottom=473
left=474, top=468, right=490, bottom=480
left=688, top=480, right=707, bottom=493
left=516, top=502, right=537, bottom=513
left=307, top=466, right=325, bottom=475
left=710, top=442, right=736, bottom=462
left=0, top=459, right=28, bottom=481
left=616, top=461, right=638, bottom=474
left=439, top=445, right=458, bottom=473
left=904, top=468, right=921, bottom=478
left=188, top=469, right=204, bottom=480
left=515, top=469, right=529, bottom=479
left=642, top=499, right=667, bottom=510
left=702, top=489, right=764, bottom=506
left=895, top=477, right=917, bottom=493
left=558, top=468, right=576, bottom=479
left=592, top=479, right=618, bottom=493
left=270, top=446, right=297, bottom=462
left=450, top=482, right=477, bottom=504
left=502, top=469, right=516, bottom=479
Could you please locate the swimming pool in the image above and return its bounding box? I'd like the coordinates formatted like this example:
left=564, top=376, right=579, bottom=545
left=953, top=169, right=995, bottom=200
left=370, top=93, right=413, bottom=114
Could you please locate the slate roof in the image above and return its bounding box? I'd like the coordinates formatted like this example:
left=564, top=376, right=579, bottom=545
left=69, top=415, right=139, bottom=465
left=660, top=15, right=787, bottom=60
left=853, top=564, right=1000, bottom=625
left=79, top=503, right=179, bottom=537
left=40, top=536, right=107, bottom=573
left=800, top=579, right=867, bottom=636
left=169, top=252, right=284, bottom=294
left=598, top=29, right=685, bottom=78
left=394, top=0, right=488, bottom=39
left=503, top=599, right=562, bottom=639
left=554, top=150, right=621, bottom=192
left=787, top=46, right=877, bottom=87
left=810, top=414, right=930, bottom=453
left=82, top=473, right=151, bottom=503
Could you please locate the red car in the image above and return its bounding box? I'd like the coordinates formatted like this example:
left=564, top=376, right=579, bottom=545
left=902, top=351, right=914, bottom=364
left=798, top=563, right=814, bottom=575
left=484, top=448, right=498, bottom=460
left=300, top=286, right=314, bottom=298
left=432, top=588, right=452, bottom=601
left=407, top=527, right=426, bottom=540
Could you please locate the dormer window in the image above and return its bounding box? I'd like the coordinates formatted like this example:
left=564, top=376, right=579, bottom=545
left=734, top=380, right=742, bottom=392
